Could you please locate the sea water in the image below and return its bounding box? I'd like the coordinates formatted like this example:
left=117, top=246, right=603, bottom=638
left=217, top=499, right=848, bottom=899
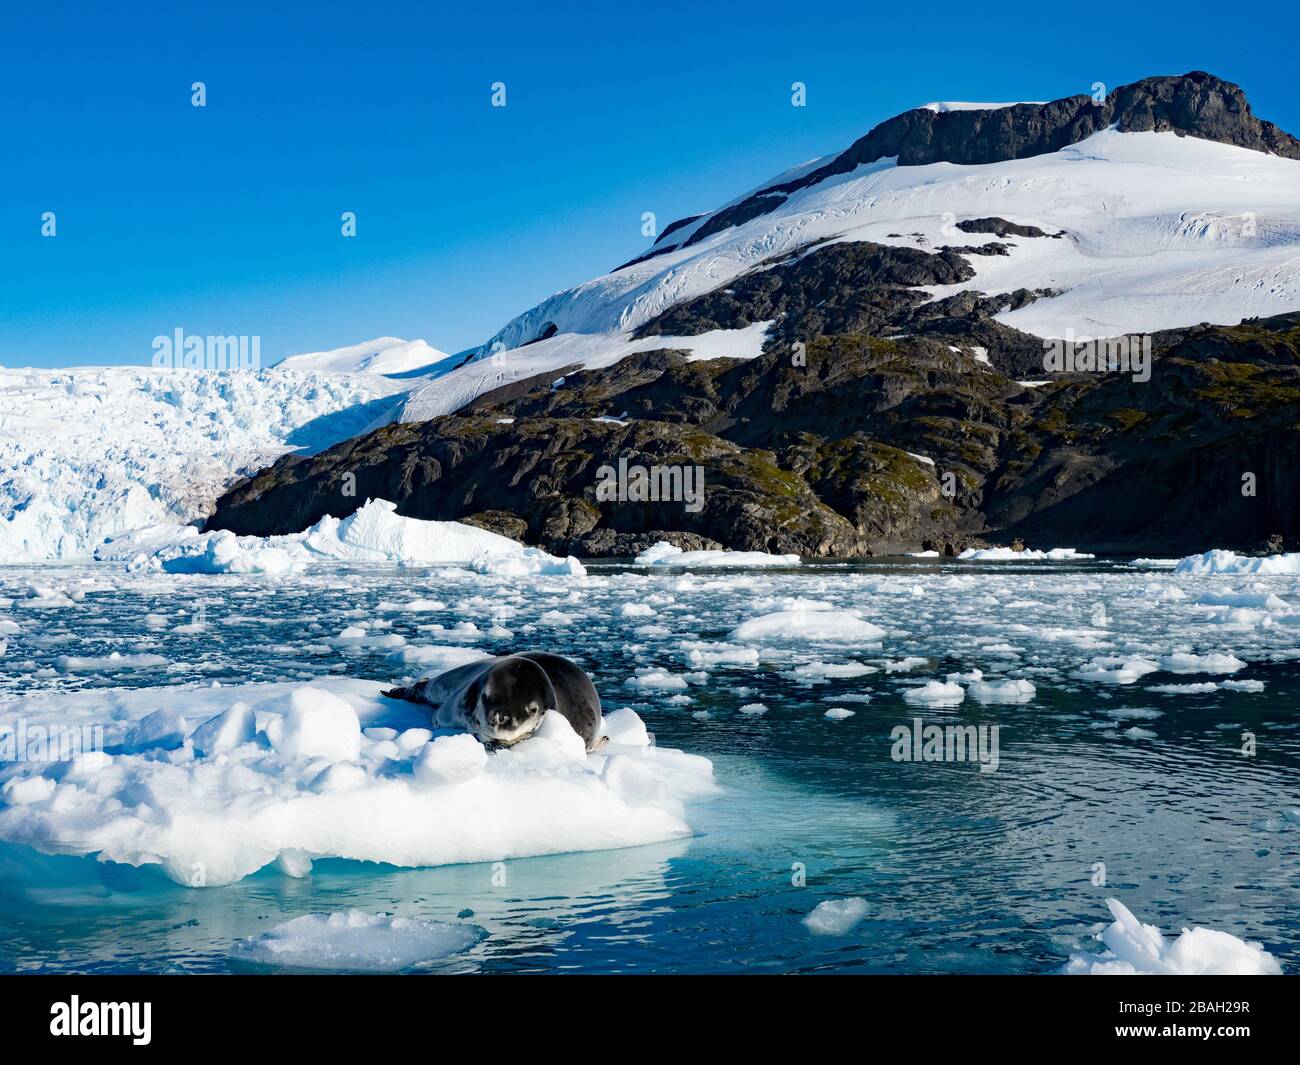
left=1, top=557, right=1297, bottom=973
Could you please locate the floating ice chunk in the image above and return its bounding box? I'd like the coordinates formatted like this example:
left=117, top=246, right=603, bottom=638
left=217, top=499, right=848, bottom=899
left=620, top=602, right=654, bottom=617
left=803, top=898, right=869, bottom=936
left=730, top=608, right=885, bottom=643
left=1158, top=652, right=1246, bottom=674
left=0, top=682, right=713, bottom=886
left=781, top=660, right=877, bottom=684
left=162, top=530, right=303, bottom=575
left=389, top=645, right=492, bottom=672
left=1222, top=679, right=1265, bottom=693
left=54, top=651, right=168, bottom=672
left=142, top=499, right=584, bottom=575
left=958, top=547, right=1095, bottom=561
left=1064, top=898, right=1282, bottom=975
left=1072, top=656, right=1159, bottom=685
left=738, top=703, right=768, bottom=716
left=1195, top=589, right=1288, bottom=611
left=635, top=542, right=800, bottom=567
left=1174, top=549, right=1300, bottom=575
left=968, top=679, right=1036, bottom=704
left=684, top=641, right=760, bottom=668
left=271, top=686, right=362, bottom=762
left=229, top=910, right=485, bottom=972
left=902, top=680, right=965, bottom=706
left=1122, top=726, right=1157, bottom=740
left=1147, top=682, right=1219, bottom=694
left=824, top=707, right=855, bottom=720
left=469, top=549, right=586, bottom=577
left=885, top=657, right=929, bottom=674
left=413, top=734, right=487, bottom=787
left=626, top=669, right=690, bottom=691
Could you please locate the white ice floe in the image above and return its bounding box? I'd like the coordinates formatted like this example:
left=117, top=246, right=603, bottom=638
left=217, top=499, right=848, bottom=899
left=781, top=660, right=877, bottom=684
left=1174, top=549, right=1300, bottom=575
left=0, top=679, right=715, bottom=887
left=101, top=499, right=585, bottom=577
left=730, top=608, right=886, bottom=643
left=1072, top=655, right=1160, bottom=685
left=1063, top=898, right=1282, bottom=975
left=1147, top=682, right=1220, bottom=695
left=803, top=897, right=869, bottom=936
left=885, top=656, right=929, bottom=674
left=634, top=542, right=800, bottom=567
left=958, top=547, right=1095, bottom=561
left=1157, top=652, right=1247, bottom=675
left=625, top=668, right=702, bottom=692
left=967, top=679, right=1036, bottom=704
left=901, top=680, right=965, bottom=707
left=54, top=652, right=169, bottom=673
left=229, top=910, right=484, bottom=972
left=824, top=707, right=855, bottom=721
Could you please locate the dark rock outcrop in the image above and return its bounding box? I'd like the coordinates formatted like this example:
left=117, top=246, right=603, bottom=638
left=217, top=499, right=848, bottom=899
left=208, top=315, right=1300, bottom=557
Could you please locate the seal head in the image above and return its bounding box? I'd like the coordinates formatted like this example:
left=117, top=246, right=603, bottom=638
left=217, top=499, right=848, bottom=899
left=472, top=656, right=555, bottom=746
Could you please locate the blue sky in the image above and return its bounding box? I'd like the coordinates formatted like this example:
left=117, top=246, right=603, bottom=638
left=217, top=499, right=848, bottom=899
left=2, top=0, right=1298, bottom=368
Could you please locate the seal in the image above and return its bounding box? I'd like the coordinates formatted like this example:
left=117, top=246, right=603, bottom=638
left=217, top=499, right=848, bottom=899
left=382, top=650, right=605, bottom=751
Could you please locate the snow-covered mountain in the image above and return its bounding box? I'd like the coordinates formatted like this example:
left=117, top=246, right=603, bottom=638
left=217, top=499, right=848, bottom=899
left=391, top=72, right=1300, bottom=422
left=274, top=336, right=451, bottom=376
left=7, top=72, right=1300, bottom=562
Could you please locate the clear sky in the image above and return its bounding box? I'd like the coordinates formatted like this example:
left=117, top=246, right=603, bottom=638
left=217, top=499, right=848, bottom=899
left=2, top=0, right=1298, bottom=368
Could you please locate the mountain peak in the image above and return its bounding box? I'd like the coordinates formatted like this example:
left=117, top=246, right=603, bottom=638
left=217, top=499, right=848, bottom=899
left=654, top=72, right=1299, bottom=258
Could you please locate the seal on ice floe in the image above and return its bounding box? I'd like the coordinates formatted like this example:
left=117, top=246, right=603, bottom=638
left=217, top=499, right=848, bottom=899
left=382, top=651, right=605, bottom=751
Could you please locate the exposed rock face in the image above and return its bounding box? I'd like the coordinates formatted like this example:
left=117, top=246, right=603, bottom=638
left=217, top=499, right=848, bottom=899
left=207, top=315, right=1300, bottom=557
left=631, top=238, right=1054, bottom=378
left=956, top=217, right=1058, bottom=239
left=641, top=73, right=1300, bottom=262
